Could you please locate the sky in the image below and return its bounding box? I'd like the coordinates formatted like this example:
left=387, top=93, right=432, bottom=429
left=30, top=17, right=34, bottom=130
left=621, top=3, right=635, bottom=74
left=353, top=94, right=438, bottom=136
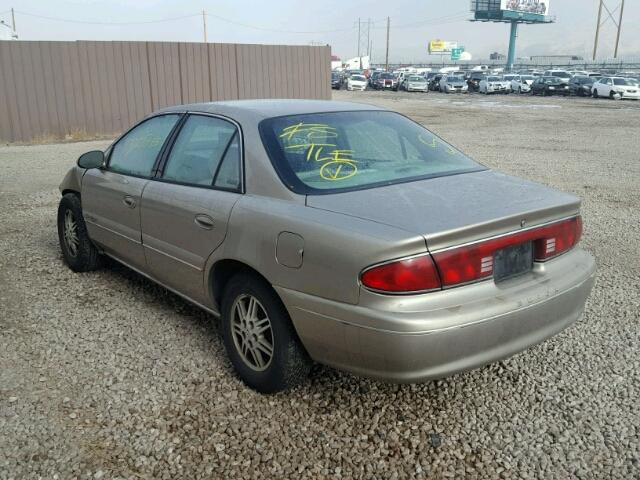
left=0, top=0, right=638, bottom=62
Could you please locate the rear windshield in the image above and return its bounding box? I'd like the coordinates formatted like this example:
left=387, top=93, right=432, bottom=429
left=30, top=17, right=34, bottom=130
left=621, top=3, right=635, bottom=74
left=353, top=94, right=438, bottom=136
left=259, top=111, right=484, bottom=195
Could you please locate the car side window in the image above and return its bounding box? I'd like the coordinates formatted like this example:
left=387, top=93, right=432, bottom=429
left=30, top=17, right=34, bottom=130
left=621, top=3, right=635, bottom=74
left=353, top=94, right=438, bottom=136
left=108, top=115, right=180, bottom=177
left=213, top=134, right=241, bottom=190
left=163, top=115, right=238, bottom=187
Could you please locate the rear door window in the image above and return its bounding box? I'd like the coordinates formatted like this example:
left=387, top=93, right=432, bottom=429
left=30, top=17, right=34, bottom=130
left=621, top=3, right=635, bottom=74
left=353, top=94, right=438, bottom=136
left=162, top=115, right=239, bottom=188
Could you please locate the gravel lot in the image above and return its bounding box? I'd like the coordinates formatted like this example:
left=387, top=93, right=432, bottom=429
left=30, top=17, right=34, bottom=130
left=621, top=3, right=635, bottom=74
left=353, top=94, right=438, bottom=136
left=1, top=91, right=639, bottom=479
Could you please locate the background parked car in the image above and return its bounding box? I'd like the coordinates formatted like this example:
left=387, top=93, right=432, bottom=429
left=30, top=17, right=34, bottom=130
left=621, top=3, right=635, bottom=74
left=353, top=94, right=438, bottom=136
left=568, top=76, right=595, bottom=96
left=374, top=72, right=398, bottom=91
left=347, top=74, right=367, bottom=91
left=369, top=71, right=381, bottom=88
left=531, top=76, right=570, bottom=96
left=404, top=75, right=429, bottom=92
left=428, top=74, right=443, bottom=91
left=331, top=72, right=341, bottom=90
left=543, top=70, right=572, bottom=83
left=479, top=75, right=510, bottom=94
left=439, top=74, right=468, bottom=93
left=510, top=74, right=535, bottom=93
left=466, top=72, right=486, bottom=92
left=592, top=77, right=639, bottom=100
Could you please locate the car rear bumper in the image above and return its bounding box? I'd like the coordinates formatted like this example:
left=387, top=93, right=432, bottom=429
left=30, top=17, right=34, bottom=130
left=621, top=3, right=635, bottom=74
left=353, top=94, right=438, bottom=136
left=277, top=248, right=596, bottom=382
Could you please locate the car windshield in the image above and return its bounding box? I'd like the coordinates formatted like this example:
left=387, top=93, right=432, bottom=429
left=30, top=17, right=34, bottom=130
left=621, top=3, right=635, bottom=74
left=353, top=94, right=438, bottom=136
left=259, top=111, right=484, bottom=194
left=577, top=77, right=593, bottom=84
left=504, top=75, right=517, bottom=80
left=351, top=75, right=366, bottom=81
left=408, top=76, right=424, bottom=81
left=551, top=71, right=569, bottom=77
left=448, top=76, right=465, bottom=82
left=521, top=75, right=534, bottom=80
left=487, top=76, right=501, bottom=81
left=380, top=73, right=394, bottom=79
left=544, top=77, right=561, bottom=84
left=613, top=78, right=628, bottom=85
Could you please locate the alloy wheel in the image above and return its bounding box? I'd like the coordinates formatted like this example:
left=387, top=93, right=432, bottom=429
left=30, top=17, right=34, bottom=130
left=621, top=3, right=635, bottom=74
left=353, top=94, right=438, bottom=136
left=231, top=294, right=274, bottom=371
left=63, top=209, right=79, bottom=257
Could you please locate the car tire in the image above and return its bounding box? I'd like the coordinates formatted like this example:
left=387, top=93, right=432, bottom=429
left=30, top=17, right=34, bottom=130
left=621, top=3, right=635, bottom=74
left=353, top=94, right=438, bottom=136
left=593, top=89, right=598, bottom=98
left=57, top=193, right=102, bottom=272
left=518, top=87, right=521, bottom=94
left=220, top=272, right=312, bottom=393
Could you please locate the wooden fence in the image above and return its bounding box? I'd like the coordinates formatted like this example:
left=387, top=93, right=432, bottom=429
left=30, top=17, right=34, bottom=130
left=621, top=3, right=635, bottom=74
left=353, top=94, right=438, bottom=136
left=0, top=40, right=331, bottom=142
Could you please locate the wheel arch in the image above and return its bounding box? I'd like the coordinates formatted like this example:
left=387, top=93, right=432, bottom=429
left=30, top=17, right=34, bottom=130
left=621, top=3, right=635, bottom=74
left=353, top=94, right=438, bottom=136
left=209, top=259, right=274, bottom=312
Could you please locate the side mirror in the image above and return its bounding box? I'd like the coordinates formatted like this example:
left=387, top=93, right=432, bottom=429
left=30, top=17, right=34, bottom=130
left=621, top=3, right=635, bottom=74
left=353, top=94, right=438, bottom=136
left=77, top=150, right=104, bottom=169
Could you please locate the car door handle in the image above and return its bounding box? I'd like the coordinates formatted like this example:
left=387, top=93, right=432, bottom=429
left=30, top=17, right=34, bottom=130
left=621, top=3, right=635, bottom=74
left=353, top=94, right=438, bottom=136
left=122, top=195, right=136, bottom=208
left=194, top=214, right=214, bottom=229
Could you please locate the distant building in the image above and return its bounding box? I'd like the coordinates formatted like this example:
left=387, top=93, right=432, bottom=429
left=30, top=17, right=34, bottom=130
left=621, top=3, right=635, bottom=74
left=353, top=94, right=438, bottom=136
left=331, top=55, right=342, bottom=70
left=529, top=55, right=584, bottom=62
left=490, top=52, right=506, bottom=60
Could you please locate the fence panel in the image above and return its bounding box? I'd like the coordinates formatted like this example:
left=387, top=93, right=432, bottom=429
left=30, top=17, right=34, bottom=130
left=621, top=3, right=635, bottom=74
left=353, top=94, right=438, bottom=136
left=0, top=40, right=330, bottom=142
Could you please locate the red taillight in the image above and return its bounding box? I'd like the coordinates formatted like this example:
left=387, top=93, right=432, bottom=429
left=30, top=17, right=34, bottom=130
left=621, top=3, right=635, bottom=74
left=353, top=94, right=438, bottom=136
left=433, top=216, right=583, bottom=287
left=361, top=255, right=441, bottom=293
left=361, top=216, right=582, bottom=293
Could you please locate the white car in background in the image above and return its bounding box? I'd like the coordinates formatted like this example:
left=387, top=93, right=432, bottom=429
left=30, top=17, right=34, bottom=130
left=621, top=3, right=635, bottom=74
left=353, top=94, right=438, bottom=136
left=479, top=75, right=510, bottom=94
left=592, top=77, right=640, bottom=100
left=543, top=70, right=572, bottom=83
left=347, top=74, right=368, bottom=91
left=510, top=74, right=535, bottom=93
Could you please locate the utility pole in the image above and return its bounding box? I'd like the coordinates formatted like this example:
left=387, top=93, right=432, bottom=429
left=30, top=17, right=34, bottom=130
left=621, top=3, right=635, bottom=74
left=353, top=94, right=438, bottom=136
left=592, top=0, right=625, bottom=60
left=614, top=0, right=625, bottom=58
left=357, top=18, right=361, bottom=58
left=202, top=10, right=207, bottom=43
left=385, top=17, right=390, bottom=72
left=11, top=7, right=15, bottom=32
left=592, top=1, right=603, bottom=60
left=366, top=18, right=371, bottom=57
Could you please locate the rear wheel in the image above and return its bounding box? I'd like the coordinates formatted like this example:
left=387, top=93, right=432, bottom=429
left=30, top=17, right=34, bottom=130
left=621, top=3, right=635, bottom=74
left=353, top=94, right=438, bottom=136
left=593, top=89, right=598, bottom=98
left=57, top=193, right=102, bottom=272
left=221, top=273, right=312, bottom=393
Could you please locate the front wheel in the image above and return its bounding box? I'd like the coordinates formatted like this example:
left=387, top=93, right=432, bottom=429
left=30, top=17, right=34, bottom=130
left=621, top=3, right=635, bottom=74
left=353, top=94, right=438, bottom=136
left=593, top=89, right=598, bottom=98
left=57, top=193, right=102, bottom=272
left=221, top=273, right=312, bottom=393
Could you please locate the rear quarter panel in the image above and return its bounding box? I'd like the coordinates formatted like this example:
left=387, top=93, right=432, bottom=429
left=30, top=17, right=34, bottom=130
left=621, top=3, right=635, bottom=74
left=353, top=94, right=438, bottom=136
left=204, top=194, right=428, bottom=306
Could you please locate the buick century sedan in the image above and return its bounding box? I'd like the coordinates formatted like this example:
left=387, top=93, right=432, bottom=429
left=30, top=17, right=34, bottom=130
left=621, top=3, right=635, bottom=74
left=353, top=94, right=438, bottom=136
left=58, top=100, right=596, bottom=393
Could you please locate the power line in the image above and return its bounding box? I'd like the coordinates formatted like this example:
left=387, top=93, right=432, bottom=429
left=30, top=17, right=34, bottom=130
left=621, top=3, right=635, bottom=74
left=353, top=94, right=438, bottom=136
left=13, top=10, right=200, bottom=25
left=205, top=12, right=355, bottom=34
left=11, top=9, right=357, bottom=35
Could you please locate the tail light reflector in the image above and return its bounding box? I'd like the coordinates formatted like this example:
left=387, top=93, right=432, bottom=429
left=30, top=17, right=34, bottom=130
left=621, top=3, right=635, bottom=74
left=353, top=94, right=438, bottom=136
left=433, top=216, right=583, bottom=287
left=360, top=255, right=441, bottom=293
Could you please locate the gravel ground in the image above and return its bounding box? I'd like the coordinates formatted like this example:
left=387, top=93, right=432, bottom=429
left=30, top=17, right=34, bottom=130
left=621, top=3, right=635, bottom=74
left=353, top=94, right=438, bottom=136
left=1, top=91, right=639, bottom=479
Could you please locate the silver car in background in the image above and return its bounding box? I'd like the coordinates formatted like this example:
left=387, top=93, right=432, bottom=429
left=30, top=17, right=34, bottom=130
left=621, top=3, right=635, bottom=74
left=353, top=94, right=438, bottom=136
left=404, top=75, right=429, bottom=92
left=439, top=74, right=469, bottom=93
left=58, top=100, right=596, bottom=393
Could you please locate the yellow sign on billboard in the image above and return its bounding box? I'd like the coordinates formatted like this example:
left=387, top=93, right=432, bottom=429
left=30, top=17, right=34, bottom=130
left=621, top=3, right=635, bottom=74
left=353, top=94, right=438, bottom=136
left=428, top=40, right=458, bottom=54
left=428, top=40, right=446, bottom=53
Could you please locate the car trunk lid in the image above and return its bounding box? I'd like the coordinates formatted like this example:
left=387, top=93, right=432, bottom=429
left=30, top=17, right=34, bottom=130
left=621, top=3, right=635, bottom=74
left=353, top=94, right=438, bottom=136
left=306, top=170, right=580, bottom=251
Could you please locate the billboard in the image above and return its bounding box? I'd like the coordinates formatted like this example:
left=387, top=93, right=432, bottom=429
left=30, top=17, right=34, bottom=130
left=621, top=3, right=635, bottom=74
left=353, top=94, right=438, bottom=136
left=500, top=0, right=550, bottom=16
left=428, top=40, right=458, bottom=54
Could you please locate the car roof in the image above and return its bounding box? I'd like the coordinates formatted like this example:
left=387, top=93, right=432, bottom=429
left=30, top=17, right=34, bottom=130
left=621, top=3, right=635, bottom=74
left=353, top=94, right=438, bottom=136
left=156, top=99, right=384, bottom=122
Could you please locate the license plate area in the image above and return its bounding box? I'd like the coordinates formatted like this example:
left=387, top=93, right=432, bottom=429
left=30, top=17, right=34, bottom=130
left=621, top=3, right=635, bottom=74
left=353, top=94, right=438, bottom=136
left=493, top=242, right=533, bottom=282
